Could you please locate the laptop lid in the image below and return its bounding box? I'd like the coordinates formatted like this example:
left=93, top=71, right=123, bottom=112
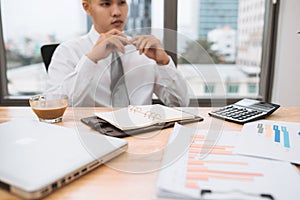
left=0, top=119, right=128, bottom=199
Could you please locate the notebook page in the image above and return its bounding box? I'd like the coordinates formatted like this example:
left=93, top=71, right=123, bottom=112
left=144, top=105, right=195, bottom=122
left=95, top=105, right=195, bottom=131
left=95, top=107, right=155, bottom=130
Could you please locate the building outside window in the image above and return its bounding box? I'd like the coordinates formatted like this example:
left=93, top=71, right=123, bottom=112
left=198, top=0, right=239, bottom=40
left=126, top=0, right=152, bottom=35
left=177, top=0, right=272, bottom=102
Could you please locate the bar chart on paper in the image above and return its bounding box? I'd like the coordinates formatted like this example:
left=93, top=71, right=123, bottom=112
left=257, top=123, right=291, bottom=148
left=236, top=120, right=300, bottom=164
left=156, top=124, right=300, bottom=200
left=185, top=136, right=264, bottom=189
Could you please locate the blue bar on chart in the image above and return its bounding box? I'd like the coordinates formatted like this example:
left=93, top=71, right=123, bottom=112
left=273, top=125, right=280, bottom=143
left=281, top=126, right=291, bottom=148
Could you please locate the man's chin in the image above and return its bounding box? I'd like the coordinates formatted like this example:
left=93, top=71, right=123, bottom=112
left=112, top=26, right=124, bottom=32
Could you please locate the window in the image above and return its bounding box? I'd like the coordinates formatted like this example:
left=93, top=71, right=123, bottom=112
left=248, top=83, right=258, bottom=93
left=227, top=84, right=239, bottom=94
left=0, top=0, right=87, bottom=105
left=0, top=0, right=163, bottom=105
left=0, top=0, right=280, bottom=106
left=176, top=0, right=279, bottom=105
left=204, top=84, right=215, bottom=94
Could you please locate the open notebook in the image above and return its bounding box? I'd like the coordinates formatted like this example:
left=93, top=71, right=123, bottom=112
left=81, top=105, right=203, bottom=137
left=95, top=105, right=201, bottom=131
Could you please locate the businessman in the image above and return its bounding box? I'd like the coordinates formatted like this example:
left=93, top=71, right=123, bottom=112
left=46, top=0, right=189, bottom=107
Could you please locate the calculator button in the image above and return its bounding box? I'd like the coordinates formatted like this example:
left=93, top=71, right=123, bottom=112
left=231, top=115, right=240, bottom=119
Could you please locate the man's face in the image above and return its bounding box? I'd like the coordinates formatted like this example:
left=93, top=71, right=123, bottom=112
left=84, top=0, right=128, bottom=33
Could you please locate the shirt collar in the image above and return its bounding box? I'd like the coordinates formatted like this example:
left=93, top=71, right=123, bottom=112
left=88, top=26, right=101, bottom=44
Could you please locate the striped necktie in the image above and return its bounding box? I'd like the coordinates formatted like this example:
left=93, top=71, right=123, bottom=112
left=110, top=51, right=130, bottom=107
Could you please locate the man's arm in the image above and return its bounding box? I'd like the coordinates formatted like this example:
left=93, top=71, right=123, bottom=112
left=46, top=43, right=108, bottom=106
left=153, top=58, right=190, bottom=107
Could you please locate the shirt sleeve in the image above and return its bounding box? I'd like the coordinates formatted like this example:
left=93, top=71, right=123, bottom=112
left=46, top=43, right=108, bottom=106
left=154, top=57, right=190, bottom=107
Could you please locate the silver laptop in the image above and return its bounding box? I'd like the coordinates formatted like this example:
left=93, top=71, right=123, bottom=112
left=0, top=119, right=128, bottom=199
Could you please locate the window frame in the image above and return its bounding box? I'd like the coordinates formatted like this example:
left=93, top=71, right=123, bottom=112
left=259, top=0, right=280, bottom=102
left=0, top=7, right=30, bottom=106
left=0, top=0, right=280, bottom=106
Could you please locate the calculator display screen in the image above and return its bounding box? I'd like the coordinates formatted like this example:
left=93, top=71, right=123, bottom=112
left=249, top=102, right=275, bottom=111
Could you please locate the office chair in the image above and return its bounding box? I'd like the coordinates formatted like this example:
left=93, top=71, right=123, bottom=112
left=40, top=44, right=59, bottom=72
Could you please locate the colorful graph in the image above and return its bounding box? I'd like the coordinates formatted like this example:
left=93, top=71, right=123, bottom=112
left=185, top=134, right=264, bottom=189
left=256, top=123, right=291, bottom=148
left=237, top=120, right=300, bottom=165
left=157, top=124, right=300, bottom=199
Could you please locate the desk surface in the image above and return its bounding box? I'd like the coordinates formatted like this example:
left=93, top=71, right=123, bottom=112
left=0, top=107, right=299, bottom=200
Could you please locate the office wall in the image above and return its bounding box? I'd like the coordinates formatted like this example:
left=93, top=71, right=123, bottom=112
left=272, top=0, right=300, bottom=106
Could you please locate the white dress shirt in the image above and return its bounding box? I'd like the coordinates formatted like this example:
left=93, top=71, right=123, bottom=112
left=46, top=27, right=190, bottom=107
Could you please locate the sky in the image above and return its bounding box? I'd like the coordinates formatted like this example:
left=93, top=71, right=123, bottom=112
left=2, top=0, right=86, bottom=42
left=2, top=0, right=197, bottom=41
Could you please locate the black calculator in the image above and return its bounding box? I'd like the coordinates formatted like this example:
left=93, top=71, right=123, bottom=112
left=208, top=99, right=280, bottom=124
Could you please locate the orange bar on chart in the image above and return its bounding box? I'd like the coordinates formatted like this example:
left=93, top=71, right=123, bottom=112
left=192, top=139, right=219, bottom=143
left=190, top=144, right=234, bottom=150
left=189, top=147, right=232, bottom=153
left=199, top=169, right=263, bottom=177
left=185, top=181, right=200, bottom=189
left=190, top=144, right=233, bottom=149
left=265, top=124, right=272, bottom=138
left=186, top=174, right=209, bottom=181
left=187, top=159, right=248, bottom=166
left=191, top=135, right=206, bottom=139
left=187, top=173, right=254, bottom=181
left=188, top=151, right=233, bottom=158
left=187, top=166, right=208, bottom=172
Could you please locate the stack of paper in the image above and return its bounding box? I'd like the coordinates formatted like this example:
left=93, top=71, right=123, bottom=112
left=156, top=123, right=300, bottom=199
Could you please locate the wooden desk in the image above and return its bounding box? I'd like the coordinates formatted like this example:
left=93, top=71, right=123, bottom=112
left=0, top=107, right=299, bottom=200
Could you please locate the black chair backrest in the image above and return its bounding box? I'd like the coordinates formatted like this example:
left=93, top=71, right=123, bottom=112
left=40, top=44, right=59, bottom=72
